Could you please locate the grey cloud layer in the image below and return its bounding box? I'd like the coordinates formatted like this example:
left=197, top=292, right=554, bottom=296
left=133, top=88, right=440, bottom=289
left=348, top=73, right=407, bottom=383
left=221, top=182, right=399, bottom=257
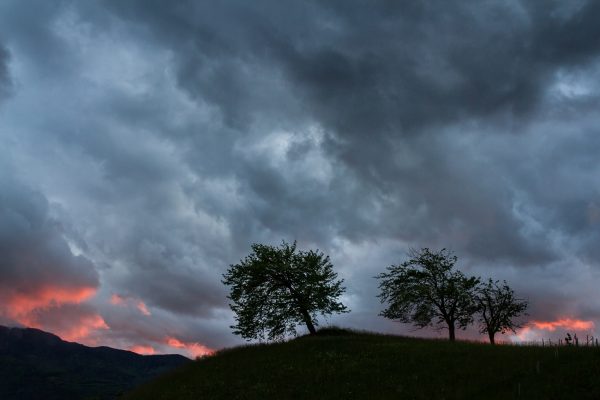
left=0, top=43, right=11, bottom=100
left=0, top=171, right=99, bottom=310
left=96, top=0, right=600, bottom=263
left=1, top=0, right=600, bottom=349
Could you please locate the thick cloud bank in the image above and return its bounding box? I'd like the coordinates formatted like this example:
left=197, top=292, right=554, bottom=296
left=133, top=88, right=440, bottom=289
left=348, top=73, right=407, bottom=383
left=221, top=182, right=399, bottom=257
left=0, top=173, right=100, bottom=336
left=1, top=0, right=600, bottom=352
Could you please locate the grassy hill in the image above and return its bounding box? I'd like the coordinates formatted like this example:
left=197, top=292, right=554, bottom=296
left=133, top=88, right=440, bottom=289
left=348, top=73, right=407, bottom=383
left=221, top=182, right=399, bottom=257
left=123, top=328, right=600, bottom=400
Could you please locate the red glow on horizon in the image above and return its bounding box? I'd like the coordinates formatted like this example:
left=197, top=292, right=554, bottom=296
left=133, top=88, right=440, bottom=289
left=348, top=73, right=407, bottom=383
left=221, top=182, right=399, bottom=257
left=14, top=311, right=109, bottom=346
left=6, top=286, right=96, bottom=318
left=2, top=287, right=212, bottom=357
left=58, top=314, right=109, bottom=343
left=0, top=285, right=111, bottom=346
left=514, top=318, right=596, bottom=342
left=130, top=345, right=156, bottom=355
left=530, top=318, right=594, bottom=332
left=110, top=294, right=125, bottom=305
left=137, top=301, right=151, bottom=316
left=110, top=293, right=151, bottom=316
left=165, top=336, right=213, bottom=358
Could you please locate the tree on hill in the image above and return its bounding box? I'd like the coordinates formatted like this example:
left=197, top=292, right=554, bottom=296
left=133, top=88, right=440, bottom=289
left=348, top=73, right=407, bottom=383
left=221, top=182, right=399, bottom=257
left=223, top=241, right=348, bottom=341
left=376, top=248, right=479, bottom=341
left=476, top=279, right=528, bottom=344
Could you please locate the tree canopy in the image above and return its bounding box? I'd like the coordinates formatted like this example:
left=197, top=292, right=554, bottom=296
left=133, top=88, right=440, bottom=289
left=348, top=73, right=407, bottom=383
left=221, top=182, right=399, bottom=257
left=476, top=279, right=528, bottom=344
left=376, top=248, right=479, bottom=341
left=223, top=241, right=348, bottom=341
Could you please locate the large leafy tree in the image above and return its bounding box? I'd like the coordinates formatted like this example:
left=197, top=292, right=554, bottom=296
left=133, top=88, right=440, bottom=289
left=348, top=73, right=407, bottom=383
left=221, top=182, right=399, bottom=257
left=377, top=248, right=479, bottom=341
left=476, top=279, right=528, bottom=344
left=223, top=241, right=348, bottom=341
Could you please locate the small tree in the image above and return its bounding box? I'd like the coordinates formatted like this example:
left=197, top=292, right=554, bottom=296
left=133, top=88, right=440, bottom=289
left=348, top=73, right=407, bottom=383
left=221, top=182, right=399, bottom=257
left=223, top=241, right=348, bottom=341
left=476, top=279, right=528, bottom=344
left=376, top=248, right=479, bottom=341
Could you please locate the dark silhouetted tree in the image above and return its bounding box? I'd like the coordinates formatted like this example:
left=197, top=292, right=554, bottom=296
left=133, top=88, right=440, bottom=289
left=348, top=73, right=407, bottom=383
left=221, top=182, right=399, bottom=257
left=223, top=241, right=348, bottom=341
left=476, top=279, right=528, bottom=344
left=376, top=248, right=479, bottom=341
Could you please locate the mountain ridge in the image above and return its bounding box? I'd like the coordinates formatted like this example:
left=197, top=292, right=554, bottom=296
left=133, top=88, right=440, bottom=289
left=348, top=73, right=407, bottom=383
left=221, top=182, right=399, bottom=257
left=0, top=325, right=190, bottom=400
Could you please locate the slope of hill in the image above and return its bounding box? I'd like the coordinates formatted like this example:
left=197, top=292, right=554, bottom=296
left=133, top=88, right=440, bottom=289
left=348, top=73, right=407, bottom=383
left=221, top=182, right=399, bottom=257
left=0, top=325, right=190, bottom=400
left=124, top=328, right=600, bottom=400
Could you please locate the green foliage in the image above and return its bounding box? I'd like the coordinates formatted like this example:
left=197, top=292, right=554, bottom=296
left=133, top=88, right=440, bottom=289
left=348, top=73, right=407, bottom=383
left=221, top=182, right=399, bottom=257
left=477, top=279, right=528, bottom=344
left=376, top=248, right=479, bottom=340
left=124, top=330, right=600, bottom=400
left=222, top=241, right=348, bottom=341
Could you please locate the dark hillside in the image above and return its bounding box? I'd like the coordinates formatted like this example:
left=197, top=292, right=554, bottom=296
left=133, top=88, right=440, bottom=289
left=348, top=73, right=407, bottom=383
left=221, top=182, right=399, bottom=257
left=124, top=328, right=600, bottom=400
left=0, top=325, right=189, bottom=400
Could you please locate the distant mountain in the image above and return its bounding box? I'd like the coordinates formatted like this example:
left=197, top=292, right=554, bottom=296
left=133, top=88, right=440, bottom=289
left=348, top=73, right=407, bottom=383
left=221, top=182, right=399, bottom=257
left=0, top=325, right=190, bottom=400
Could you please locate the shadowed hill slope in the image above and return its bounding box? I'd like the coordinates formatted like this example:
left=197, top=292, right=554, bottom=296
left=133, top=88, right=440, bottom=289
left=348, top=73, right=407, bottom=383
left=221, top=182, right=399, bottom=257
left=0, top=325, right=190, bottom=400
left=124, top=328, right=600, bottom=400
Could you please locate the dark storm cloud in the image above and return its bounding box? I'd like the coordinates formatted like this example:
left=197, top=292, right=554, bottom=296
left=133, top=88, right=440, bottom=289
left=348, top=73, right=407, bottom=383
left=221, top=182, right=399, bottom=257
left=102, top=1, right=600, bottom=134
left=2, top=0, right=600, bottom=349
left=90, top=0, right=600, bottom=265
left=0, top=42, right=11, bottom=100
left=0, top=174, right=98, bottom=289
left=0, top=171, right=99, bottom=323
left=0, top=0, right=76, bottom=77
left=118, top=239, right=228, bottom=317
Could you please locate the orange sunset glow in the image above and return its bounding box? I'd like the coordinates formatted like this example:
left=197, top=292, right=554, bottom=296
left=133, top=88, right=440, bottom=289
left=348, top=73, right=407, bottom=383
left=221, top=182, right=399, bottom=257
left=57, top=314, right=110, bottom=343
left=4, top=286, right=97, bottom=318
left=1, top=285, right=215, bottom=357
left=110, top=294, right=125, bottom=305
left=530, top=318, right=595, bottom=331
left=130, top=345, right=156, bottom=355
left=1, top=286, right=101, bottom=344
left=137, top=301, right=151, bottom=316
left=110, top=294, right=151, bottom=316
left=514, top=318, right=596, bottom=342
left=166, top=337, right=214, bottom=358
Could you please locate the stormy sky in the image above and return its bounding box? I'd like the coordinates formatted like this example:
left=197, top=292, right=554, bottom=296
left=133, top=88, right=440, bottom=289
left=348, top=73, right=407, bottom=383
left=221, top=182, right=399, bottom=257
left=2, top=0, right=600, bottom=355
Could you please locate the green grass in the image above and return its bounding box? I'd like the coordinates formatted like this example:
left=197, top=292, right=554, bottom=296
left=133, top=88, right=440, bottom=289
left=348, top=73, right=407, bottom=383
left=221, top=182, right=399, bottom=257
left=123, top=328, right=600, bottom=400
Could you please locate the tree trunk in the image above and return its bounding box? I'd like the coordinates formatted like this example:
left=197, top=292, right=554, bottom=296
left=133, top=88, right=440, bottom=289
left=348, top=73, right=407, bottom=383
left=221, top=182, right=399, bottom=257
left=488, top=331, right=496, bottom=345
left=284, top=282, right=317, bottom=335
left=448, top=323, right=456, bottom=341
left=301, top=308, right=317, bottom=335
